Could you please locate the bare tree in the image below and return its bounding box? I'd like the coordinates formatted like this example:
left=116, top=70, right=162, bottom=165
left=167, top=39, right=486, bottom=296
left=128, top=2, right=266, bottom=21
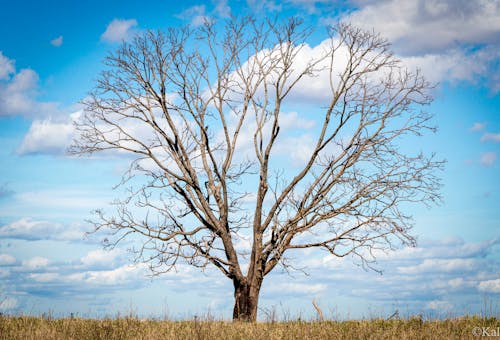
left=70, top=17, right=443, bottom=322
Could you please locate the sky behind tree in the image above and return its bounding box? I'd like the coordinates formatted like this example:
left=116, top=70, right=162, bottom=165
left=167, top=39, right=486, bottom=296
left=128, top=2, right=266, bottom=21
left=0, top=0, right=499, bottom=319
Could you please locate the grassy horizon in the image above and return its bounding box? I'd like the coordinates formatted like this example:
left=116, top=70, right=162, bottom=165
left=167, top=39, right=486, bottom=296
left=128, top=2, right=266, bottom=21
left=1, top=315, right=498, bottom=339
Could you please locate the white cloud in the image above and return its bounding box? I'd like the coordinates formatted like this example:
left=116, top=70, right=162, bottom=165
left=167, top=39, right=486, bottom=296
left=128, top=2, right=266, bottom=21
left=399, top=50, right=489, bottom=85
left=29, top=272, right=60, bottom=283
left=448, top=278, right=466, bottom=289
left=101, top=19, right=138, bottom=43
left=0, top=51, right=15, bottom=80
left=279, top=111, right=316, bottom=130
left=287, top=251, right=346, bottom=273
left=0, top=234, right=497, bottom=318
left=50, top=36, right=63, bottom=47
left=272, top=238, right=497, bottom=315
left=213, top=0, right=231, bottom=17
left=233, top=33, right=479, bottom=106
left=232, top=232, right=252, bottom=253
left=379, top=237, right=496, bottom=261
left=481, top=132, right=500, bottom=143
left=0, top=297, right=18, bottom=311
left=9, top=188, right=112, bottom=220
left=69, top=264, right=146, bottom=286
left=426, top=300, right=453, bottom=311
left=22, top=256, right=49, bottom=270
left=177, top=5, right=211, bottom=26
left=286, top=0, right=331, bottom=13
left=0, top=68, right=38, bottom=115
left=470, top=122, right=486, bottom=132
left=337, top=0, right=500, bottom=92
left=480, top=152, right=497, bottom=167
left=344, top=0, right=500, bottom=55
left=16, top=112, right=79, bottom=155
left=478, top=279, right=500, bottom=293
left=221, top=107, right=317, bottom=168
left=0, top=52, right=61, bottom=117
left=81, top=249, right=122, bottom=268
left=0, top=217, right=86, bottom=241
left=221, top=38, right=357, bottom=116
left=177, top=1, right=231, bottom=27
left=0, top=218, right=58, bottom=240
left=246, top=0, right=282, bottom=12
left=397, top=258, right=476, bottom=274
left=0, top=254, right=16, bottom=265
left=86, top=265, right=140, bottom=285
left=267, top=282, right=327, bottom=295
left=275, top=134, right=316, bottom=166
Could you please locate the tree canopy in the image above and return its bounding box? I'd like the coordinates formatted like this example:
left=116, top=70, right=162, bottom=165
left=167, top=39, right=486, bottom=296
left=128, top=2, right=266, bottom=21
left=71, top=17, right=443, bottom=321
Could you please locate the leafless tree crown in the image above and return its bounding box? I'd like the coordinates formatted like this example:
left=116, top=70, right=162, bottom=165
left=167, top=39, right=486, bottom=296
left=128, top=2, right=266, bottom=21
left=71, top=17, right=442, bottom=318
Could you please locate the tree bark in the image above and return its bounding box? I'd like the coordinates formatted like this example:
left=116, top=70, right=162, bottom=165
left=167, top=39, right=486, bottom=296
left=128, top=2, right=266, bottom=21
left=232, top=279, right=262, bottom=322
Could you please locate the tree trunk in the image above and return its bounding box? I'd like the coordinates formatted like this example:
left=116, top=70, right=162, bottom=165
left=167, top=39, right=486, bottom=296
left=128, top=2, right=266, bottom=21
left=232, top=280, right=261, bottom=322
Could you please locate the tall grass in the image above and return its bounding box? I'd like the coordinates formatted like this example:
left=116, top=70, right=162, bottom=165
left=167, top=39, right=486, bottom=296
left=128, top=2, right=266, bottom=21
left=0, top=315, right=498, bottom=339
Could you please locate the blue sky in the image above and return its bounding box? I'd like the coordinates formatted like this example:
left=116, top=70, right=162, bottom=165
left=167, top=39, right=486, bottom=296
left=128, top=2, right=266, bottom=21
left=0, top=0, right=499, bottom=319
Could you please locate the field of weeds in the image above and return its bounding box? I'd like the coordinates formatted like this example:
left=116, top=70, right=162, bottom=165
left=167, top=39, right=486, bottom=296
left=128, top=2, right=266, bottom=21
left=0, top=315, right=498, bottom=339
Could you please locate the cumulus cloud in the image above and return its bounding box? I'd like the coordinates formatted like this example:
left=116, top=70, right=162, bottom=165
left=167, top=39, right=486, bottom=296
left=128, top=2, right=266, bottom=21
left=177, top=5, right=211, bottom=26
left=262, top=236, right=499, bottom=317
left=0, top=218, right=59, bottom=240
left=4, top=256, right=150, bottom=307
left=397, top=258, right=476, bottom=274
left=29, top=272, right=60, bottom=283
left=225, top=108, right=317, bottom=167
left=337, top=0, right=500, bottom=92
left=16, top=111, right=79, bottom=155
left=344, top=0, right=500, bottom=55
left=0, top=218, right=86, bottom=241
left=246, top=0, right=282, bottom=12
left=213, top=0, right=231, bottom=17
left=50, top=36, right=63, bottom=47
left=80, top=249, right=123, bottom=269
left=374, top=237, right=498, bottom=261
left=1, top=68, right=38, bottom=114
left=286, top=0, right=332, bottom=13
left=230, top=31, right=495, bottom=108
left=481, top=132, right=500, bottom=143
left=478, top=279, right=500, bottom=293
left=177, top=0, right=231, bottom=27
left=399, top=48, right=499, bottom=88
left=12, top=188, right=111, bottom=215
left=470, top=122, right=486, bottom=132
left=426, top=300, right=453, bottom=311
left=0, top=297, right=18, bottom=311
left=0, top=254, right=16, bottom=265
left=267, top=282, right=327, bottom=296
left=0, top=52, right=61, bottom=117
left=0, top=234, right=497, bottom=318
left=29, top=262, right=146, bottom=287
left=0, top=51, right=15, bottom=80
left=78, top=264, right=146, bottom=285
left=480, top=152, right=497, bottom=167
left=274, top=134, right=317, bottom=167
left=22, top=256, right=49, bottom=270
left=101, top=19, right=138, bottom=43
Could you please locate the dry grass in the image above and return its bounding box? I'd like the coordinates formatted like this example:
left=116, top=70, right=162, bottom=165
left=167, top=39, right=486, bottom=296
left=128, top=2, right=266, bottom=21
left=0, top=315, right=498, bottom=339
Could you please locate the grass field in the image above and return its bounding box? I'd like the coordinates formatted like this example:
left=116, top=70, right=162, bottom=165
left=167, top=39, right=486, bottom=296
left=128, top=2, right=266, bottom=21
left=0, top=315, right=498, bottom=339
